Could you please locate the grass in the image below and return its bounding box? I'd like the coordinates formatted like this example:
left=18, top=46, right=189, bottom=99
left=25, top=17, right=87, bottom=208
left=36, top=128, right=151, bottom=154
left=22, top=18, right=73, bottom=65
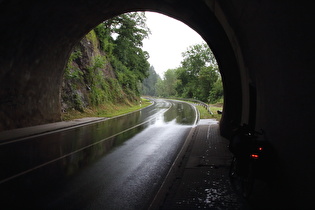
left=61, top=97, right=222, bottom=122
left=61, top=98, right=152, bottom=121
left=166, top=98, right=223, bottom=121
left=196, top=103, right=223, bottom=121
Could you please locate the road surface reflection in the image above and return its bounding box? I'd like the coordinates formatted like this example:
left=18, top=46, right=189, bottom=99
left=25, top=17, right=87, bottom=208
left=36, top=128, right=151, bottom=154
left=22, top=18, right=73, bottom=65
left=0, top=99, right=198, bottom=209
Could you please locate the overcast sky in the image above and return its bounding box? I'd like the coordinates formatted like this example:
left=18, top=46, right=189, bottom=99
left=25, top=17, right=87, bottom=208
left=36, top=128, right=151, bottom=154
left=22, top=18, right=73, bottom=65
left=142, top=12, right=205, bottom=78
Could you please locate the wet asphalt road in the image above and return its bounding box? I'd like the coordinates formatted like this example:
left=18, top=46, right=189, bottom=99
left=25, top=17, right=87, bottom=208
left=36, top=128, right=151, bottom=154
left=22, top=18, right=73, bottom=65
left=0, top=99, right=198, bottom=209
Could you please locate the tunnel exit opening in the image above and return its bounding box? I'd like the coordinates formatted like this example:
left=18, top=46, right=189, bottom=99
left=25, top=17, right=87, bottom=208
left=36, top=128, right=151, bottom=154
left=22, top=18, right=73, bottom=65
left=62, top=11, right=225, bottom=123
left=61, top=9, right=241, bottom=134
left=0, top=0, right=245, bottom=141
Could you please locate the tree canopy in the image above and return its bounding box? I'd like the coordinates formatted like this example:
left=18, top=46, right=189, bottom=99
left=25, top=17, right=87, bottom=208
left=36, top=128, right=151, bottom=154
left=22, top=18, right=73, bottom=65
left=95, top=12, right=151, bottom=95
left=152, top=43, right=223, bottom=103
left=141, top=66, right=160, bottom=96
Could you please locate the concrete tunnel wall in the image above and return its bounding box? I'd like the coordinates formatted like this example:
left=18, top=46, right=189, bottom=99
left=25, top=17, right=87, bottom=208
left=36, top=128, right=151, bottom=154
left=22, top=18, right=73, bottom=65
left=1, top=0, right=315, bottom=208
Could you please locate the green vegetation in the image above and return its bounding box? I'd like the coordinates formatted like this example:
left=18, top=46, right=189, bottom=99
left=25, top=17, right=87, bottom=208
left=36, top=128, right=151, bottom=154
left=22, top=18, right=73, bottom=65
left=141, top=42, right=224, bottom=104
left=93, top=12, right=150, bottom=98
left=61, top=98, right=152, bottom=121
left=95, top=12, right=150, bottom=95
left=63, top=12, right=223, bottom=122
left=196, top=104, right=223, bottom=121
left=141, top=66, right=160, bottom=96
left=64, top=50, right=83, bottom=81
left=85, top=30, right=99, bottom=49
left=62, top=12, right=151, bottom=119
left=86, top=55, right=127, bottom=105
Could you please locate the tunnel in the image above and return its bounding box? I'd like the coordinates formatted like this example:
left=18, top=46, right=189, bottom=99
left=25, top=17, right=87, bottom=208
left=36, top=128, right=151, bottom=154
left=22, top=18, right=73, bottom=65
left=1, top=0, right=315, bottom=209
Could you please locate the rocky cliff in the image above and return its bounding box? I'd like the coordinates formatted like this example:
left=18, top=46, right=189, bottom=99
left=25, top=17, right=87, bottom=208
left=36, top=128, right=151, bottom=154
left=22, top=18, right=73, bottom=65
left=61, top=30, right=135, bottom=114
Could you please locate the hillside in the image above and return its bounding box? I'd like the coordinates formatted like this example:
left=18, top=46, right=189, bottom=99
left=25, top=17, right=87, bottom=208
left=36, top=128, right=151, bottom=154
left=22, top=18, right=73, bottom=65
left=61, top=30, right=129, bottom=114
left=59, top=12, right=150, bottom=120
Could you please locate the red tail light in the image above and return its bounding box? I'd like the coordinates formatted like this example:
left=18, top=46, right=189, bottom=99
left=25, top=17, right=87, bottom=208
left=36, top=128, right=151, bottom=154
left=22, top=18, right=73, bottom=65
left=251, top=154, right=259, bottom=159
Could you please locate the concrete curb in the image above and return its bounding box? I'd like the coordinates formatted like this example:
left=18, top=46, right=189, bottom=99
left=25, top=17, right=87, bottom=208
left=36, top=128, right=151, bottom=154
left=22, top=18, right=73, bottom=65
left=0, top=101, right=155, bottom=143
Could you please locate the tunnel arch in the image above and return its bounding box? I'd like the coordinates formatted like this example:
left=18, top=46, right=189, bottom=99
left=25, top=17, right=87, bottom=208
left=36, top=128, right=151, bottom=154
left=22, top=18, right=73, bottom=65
left=0, top=0, right=246, bottom=137
left=2, top=1, right=315, bottom=208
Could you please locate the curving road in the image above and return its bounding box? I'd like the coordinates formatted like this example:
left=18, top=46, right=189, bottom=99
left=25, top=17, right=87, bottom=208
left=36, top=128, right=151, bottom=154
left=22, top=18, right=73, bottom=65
left=0, top=99, right=198, bottom=209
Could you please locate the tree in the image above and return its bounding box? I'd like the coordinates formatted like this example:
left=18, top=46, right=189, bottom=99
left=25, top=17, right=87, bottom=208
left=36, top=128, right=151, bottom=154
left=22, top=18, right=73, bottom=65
left=155, top=69, right=177, bottom=97
left=141, top=66, right=160, bottom=96
left=175, top=66, right=193, bottom=98
left=94, top=12, right=151, bottom=96
left=155, top=77, right=166, bottom=97
left=209, top=77, right=224, bottom=103
left=181, top=43, right=217, bottom=76
left=111, top=12, right=150, bottom=82
left=176, top=42, right=222, bottom=102
left=198, top=66, right=218, bottom=102
left=163, top=69, right=177, bottom=97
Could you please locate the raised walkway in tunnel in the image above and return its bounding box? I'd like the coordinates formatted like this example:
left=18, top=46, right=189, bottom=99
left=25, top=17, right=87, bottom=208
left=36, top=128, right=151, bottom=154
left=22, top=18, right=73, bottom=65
left=151, top=119, right=250, bottom=210
left=0, top=117, right=106, bottom=143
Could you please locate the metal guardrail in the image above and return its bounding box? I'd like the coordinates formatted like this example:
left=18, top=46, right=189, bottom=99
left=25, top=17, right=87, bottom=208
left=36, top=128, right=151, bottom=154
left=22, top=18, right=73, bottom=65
left=171, top=97, right=214, bottom=115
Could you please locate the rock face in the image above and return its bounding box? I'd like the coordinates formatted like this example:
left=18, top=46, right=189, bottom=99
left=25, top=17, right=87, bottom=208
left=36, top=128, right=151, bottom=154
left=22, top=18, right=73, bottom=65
left=60, top=30, right=117, bottom=113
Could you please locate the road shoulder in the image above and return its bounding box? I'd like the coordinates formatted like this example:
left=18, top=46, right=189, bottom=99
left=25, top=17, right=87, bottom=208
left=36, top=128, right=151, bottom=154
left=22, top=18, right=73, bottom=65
left=0, top=117, right=106, bottom=142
